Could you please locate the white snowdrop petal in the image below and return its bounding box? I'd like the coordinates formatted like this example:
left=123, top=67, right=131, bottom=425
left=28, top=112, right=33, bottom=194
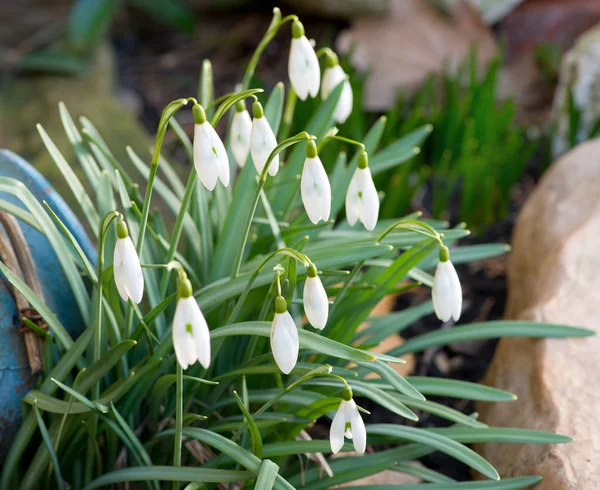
left=303, top=276, right=329, bottom=330
left=113, top=237, right=144, bottom=304
left=446, top=261, right=462, bottom=321
left=347, top=400, right=366, bottom=453
left=322, top=65, right=344, bottom=101
left=301, top=157, right=331, bottom=224
left=270, top=312, right=299, bottom=374
left=330, top=401, right=347, bottom=454
left=432, top=260, right=461, bottom=323
left=251, top=117, right=279, bottom=176
left=289, top=36, right=320, bottom=100
left=334, top=80, right=353, bottom=124
left=194, top=123, right=220, bottom=191
left=187, top=298, right=211, bottom=369
left=209, top=127, right=230, bottom=188
left=358, top=168, right=379, bottom=231
left=231, top=110, right=252, bottom=167
left=172, top=297, right=196, bottom=370
left=345, top=169, right=361, bottom=226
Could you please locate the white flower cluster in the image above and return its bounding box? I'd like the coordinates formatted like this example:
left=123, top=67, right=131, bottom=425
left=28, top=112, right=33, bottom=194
left=110, top=14, right=463, bottom=457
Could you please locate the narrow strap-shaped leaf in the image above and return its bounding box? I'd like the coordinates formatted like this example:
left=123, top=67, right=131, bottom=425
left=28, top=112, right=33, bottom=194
left=366, top=424, right=499, bottom=480
left=369, top=124, right=432, bottom=177
left=32, top=402, right=65, bottom=490
left=255, top=460, right=280, bottom=490
left=233, top=391, right=263, bottom=458
left=345, top=476, right=542, bottom=490
left=171, top=428, right=295, bottom=490
left=391, top=321, right=594, bottom=356
left=75, top=340, right=136, bottom=395
left=59, top=102, right=102, bottom=186
left=0, top=260, right=73, bottom=351
left=405, top=377, right=516, bottom=402
left=37, top=123, right=100, bottom=231
left=426, top=427, right=572, bottom=444
left=357, top=359, right=425, bottom=400
left=211, top=322, right=376, bottom=363
left=0, top=178, right=91, bottom=321
left=81, top=468, right=253, bottom=490
left=393, top=462, right=455, bottom=484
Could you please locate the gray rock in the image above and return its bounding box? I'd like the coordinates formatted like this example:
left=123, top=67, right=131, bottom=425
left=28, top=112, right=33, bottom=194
left=552, top=25, right=600, bottom=158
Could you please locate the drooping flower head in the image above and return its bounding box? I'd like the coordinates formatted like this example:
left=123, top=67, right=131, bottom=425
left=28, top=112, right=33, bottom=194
left=432, top=245, right=462, bottom=323
left=288, top=19, right=320, bottom=100
left=193, top=103, right=230, bottom=191
left=113, top=219, right=144, bottom=304
left=231, top=100, right=252, bottom=168
left=345, top=151, right=379, bottom=231
left=322, top=51, right=353, bottom=124
left=172, top=275, right=211, bottom=370
left=330, top=385, right=366, bottom=454
left=270, top=295, right=299, bottom=374
left=250, top=100, right=279, bottom=177
left=301, top=140, right=331, bottom=224
left=303, top=262, right=329, bottom=330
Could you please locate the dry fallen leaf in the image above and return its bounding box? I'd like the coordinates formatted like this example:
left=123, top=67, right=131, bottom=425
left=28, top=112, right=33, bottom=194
left=337, top=0, right=497, bottom=110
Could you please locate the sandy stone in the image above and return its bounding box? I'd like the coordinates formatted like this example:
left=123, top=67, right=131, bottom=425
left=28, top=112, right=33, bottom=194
left=476, top=138, right=600, bottom=489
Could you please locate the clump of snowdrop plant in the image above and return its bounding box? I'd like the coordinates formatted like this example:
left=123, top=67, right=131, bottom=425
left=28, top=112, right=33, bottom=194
left=0, top=7, right=585, bottom=490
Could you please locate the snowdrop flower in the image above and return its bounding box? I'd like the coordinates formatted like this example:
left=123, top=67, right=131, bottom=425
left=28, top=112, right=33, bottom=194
left=321, top=51, right=353, bottom=124
left=301, top=140, right=331, bottom=224
left=113, top=220, right=144, bottom=304
left=330, top=386, right=366, bottom=454
left=288, top=20, right=320, bottom=100
left=172, top=276, right=211, bottom=370
left=432, top=245, right=462, bottom=322
left=230, top=100, right=252, bottom=167
left=270, top=295, right=299, bottom=374
left=250, top=100, right=279, bottom=176
left=193, top=103, right=230, bottom=191
left=303, top=262, right=328, bottom=330
left=345, top=151, right=379, bottom=231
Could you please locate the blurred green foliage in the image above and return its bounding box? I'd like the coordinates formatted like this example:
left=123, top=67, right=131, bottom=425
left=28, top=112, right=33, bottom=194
left=10, top=0, right=195, bottom=75
left=340, top=52, right=537, bottom=231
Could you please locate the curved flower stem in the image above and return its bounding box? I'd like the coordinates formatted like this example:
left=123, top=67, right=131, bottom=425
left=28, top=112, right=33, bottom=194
left=158, top=90, right=263, bottom=298
left=173, top=362, right=183, bottom=490
left=230, top=132, right=314, bottom=279
left=318, top=135, right=365, bottom=153
left=315, top=47, right=336, bottom=58
left=94, top=211, right=121, bottom=395
left=231, top=365, right=340, bottom=444
left=227, top=248, right=309, bottom=325
left=135, top=98, right=190, bottom=256
left=241, top=9, right=298, bottom=90
left=376, top=216, right=443, bottom=244
left=210, top=88, right=264, bottom=127
left=127, top=97, right=189, bottom=338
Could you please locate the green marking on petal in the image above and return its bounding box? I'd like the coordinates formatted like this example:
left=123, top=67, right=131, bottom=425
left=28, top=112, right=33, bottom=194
left=186, top=323, right=193, bottom=334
